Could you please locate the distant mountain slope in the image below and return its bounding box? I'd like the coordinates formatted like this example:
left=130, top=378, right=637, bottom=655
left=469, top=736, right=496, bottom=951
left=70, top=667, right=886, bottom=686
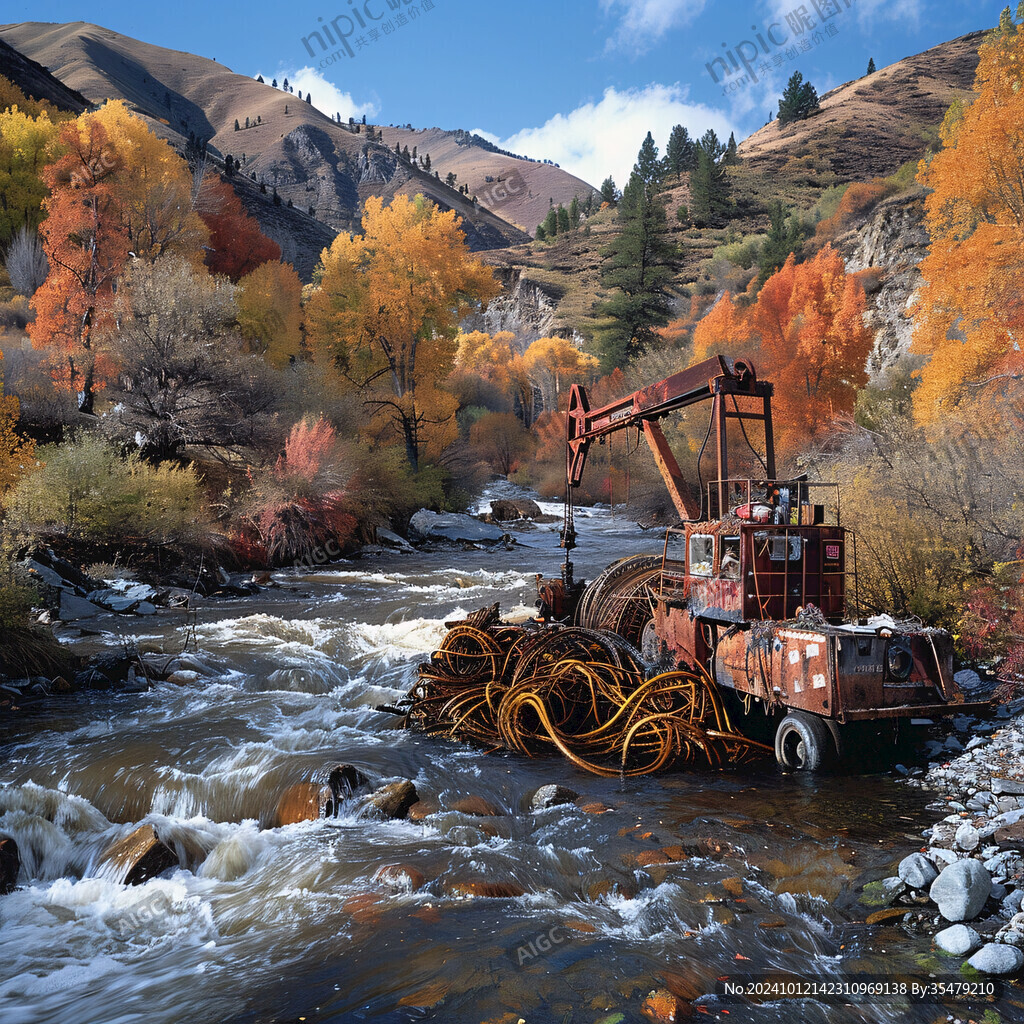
left=0, top=35, right=86, bottom=112
left=377, top=126, right=598, bottom=234
left=739, top=31, right=984, bottom=182
left=0, top=21, right=543, bottom=277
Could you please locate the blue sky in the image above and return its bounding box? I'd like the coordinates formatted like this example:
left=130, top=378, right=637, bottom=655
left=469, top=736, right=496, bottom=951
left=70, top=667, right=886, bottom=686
left=4, top=0, right=1004, bottom=186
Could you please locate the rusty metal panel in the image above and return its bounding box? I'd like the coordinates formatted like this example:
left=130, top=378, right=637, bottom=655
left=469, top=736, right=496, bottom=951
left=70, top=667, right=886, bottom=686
left=769, top=628, right=835, bottom=715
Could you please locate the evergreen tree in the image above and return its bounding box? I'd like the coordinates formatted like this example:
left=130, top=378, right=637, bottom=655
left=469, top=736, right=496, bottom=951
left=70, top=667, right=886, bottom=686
left=272, top=78, right=278, bottom=88
left=412, top=146, right=417, bottom=159
left=569, top=195, right=581, bottom=229
left=600, top=175, right=618, bottom=205
left=424, top=153, right=431, bottom=171
left=664, top=124, right=696, bottom=180
left=234, top=119, right=240, bottom=131
left=256, top=74, right=264, bottom=83
left=689, top=131, right=730, bottom=226
left=245, top=116, right=250, bottom=128
left=777, top=71, right=820, bottom=125
left=298, top=90, right=302, bottom=101
left=395, top=143, right=401, bottom=155
left=866, top=57, right=876, bottom=74
left=725, top=131, right=739, bottom=164
left=362, top=114, right=366, bottom=125
left=446, top=171, right=457, bottom=187
left=285, top=104, right=288, bottom=114
left=757, top=200, right=806, bottom=287
left=535, top=224, right=547, bottom=241
left=283, top=78, right=290, bottom=91
left=541, top=206, right=558, bottom=238
left=306, top=93, right=312, bottom=105
left=594, top=133, right=677, bottom=370
left=556, top=204, right=570, bottom=233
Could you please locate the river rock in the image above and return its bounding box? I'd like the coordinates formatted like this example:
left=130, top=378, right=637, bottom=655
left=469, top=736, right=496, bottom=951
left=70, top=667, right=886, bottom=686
left=275, top=782, right=334, bottom=826
left=374, top=863, right=426, bottom=891
left=929, top=859, right=991, bottom=921
left=992, top=777, right=1024, bottom=796
left=365, top=780, right=418, bottom=819
left=0, top=836, right=19, bottom=895
left=375, top=527, right=414, bottom=552
left=489, top=498, right=542, bottom=521
left=58, top=591, right=103, bottom=620
left=451, top=795, right=501, bottom=816
left=97, top=824, right=177, bottom=885
left=967, top=943, right=1024, bottom=975
left=934, top=923, right=981, bottom=955
left=898, top=852, right=939, bottom=890
left=955, top=823, right=981, bottom=851
left=954, top=669, right=983, bottom=692
left=408, top=510, right=507, bottom=546
left=408, top=800, right=439, bottom=821
left=530, top=784, right=579, bottom=811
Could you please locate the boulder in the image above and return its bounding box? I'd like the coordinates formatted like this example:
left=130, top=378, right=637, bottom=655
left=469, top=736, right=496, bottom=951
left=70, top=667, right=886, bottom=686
left=97, top=824, right=177, bottom=885
left=954, top=668, right=983, bottom=692
left=365, top=780, right=418, bottom=820
left=898, top=852, right=939, bottom=890
left=529, top=784, right=579, bottom=811
left=376, top=527, right=414, bottom=552
left=967, top=943, right=1024, bottom=975
left=58, top=592, right=103, bottom=620
left=955, top=823, right=981, bottom=852
left=489, top=498, right=542, bottom=521
left=408, top=510, right=507, bottom=546
left=929, top=859, right=992, bottom=921
left=934, top=923, right=981, bottom=955
left=992, top=777, right=1024, bottom=796
left=0, top=836, right=19, bottom=895
left=450, top=795, right=501, bottom=817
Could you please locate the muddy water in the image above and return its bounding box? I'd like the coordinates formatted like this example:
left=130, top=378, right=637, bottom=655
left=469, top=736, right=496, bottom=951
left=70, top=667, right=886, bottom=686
left=0, top=495, right=1007, bottom=1023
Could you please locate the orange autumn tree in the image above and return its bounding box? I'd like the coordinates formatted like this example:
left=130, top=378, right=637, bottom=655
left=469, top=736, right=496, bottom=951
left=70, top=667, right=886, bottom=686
left=30, top=114, right=129, bottom=413
left=307, top=194, right=499, bottom=471
left=912, top=19, right=1024, bottom=421
left=452, top=330, right=534, bottom=423
left=197, top=174, right=281, bottom=281
left=0, top=351, right=35, bottom=496
left=690, top=246, right=872, bottom=455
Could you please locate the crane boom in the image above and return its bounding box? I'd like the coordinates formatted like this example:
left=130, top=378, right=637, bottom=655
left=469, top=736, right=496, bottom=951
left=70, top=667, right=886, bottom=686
left=565, top=354, right=775, bottom=522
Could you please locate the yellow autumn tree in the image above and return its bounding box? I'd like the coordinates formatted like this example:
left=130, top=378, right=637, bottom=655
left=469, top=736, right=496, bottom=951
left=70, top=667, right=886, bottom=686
left=522, top=335, right=599, bottom=414
left=912, top=20, right=1024, bottom=421
left=236, top=260, right=303, bottom=368
left=307, top=194, right=499, bottom=469
left=0, top=104, right=64, bottom=244
left=452, top=330, right=535, bottom=423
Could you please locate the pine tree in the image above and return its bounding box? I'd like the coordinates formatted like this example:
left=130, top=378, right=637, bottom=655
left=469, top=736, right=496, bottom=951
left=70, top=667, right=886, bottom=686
left=689, top=131, right=730, bottom=226
left=272, top=78, right=278, bottom=88
left=595, top=132, right=677, bottom=369
left=600, top=175, right=618, bottom=205
left=256, top=75, right=264, bottom=83
left=725, top=131, right=739, bottom=164
left=569, top=195, right=580, bottom=229
left=757, top=200, right=806, bottom=287
left=541, top=206, right=558, bottom=238
left=556, top=204, right=570, bottom=233
left=234, top=119, right=240, bottom=131
left=424, top=153, right=431, bottom=171
left=403, top=145, right=410, bottom=161
left=664, top=124, right=696, bottom=180
left=866, top=57, right=876, bottom=74
left=535, top=224, right=547, bottom=241
left=777, top=71, right=820, bottom=126
left=306, top=93, right=312, bottom=105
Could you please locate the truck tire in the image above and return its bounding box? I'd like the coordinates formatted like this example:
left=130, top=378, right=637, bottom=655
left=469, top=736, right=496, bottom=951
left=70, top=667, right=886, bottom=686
left=775, top=712, right=830, bottom=771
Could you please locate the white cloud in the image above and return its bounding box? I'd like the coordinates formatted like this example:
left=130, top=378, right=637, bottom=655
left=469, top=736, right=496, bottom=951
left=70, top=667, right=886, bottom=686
left=601, top=0, right=708, bottom=55
left=477, top=84, right=736, bottom=188
left=763, top=0, right=921, bottom=32
left=258, top=66, right=379, bottom=122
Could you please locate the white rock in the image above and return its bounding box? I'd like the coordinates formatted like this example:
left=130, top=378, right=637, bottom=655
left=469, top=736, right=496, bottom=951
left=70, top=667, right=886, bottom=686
left=967, top=943, right=1024, bottom=974
left=899, top=852, right=939, bottom=890
left=929, top=859, right=992, bottom=922
left=955, top=823, right=980, bottom=851
left=934, top=924, right=981, bottom=956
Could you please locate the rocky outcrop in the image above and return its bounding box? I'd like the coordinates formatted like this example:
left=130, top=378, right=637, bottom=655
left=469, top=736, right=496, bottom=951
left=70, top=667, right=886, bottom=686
left=464, top=268, right=568, bottom=348
left=842, top=189, right=930, bottom=376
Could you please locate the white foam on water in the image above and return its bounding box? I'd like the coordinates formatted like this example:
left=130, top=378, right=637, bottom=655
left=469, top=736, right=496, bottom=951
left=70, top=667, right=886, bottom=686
left=345, top=609, right=468, bottom=665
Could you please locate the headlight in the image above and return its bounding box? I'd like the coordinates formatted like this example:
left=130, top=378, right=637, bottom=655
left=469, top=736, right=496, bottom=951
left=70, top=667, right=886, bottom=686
left=886, top=641, right=913, bottom=681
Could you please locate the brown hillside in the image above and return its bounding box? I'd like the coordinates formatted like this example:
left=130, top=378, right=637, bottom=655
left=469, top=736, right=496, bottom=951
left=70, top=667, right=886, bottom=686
left=0, top=36, right=86, bottom=112
left=377, top=126, right=597, bottom=234
left=739, top=31, right=984, bottom=183
left=0, top=21, right=535, bottom=275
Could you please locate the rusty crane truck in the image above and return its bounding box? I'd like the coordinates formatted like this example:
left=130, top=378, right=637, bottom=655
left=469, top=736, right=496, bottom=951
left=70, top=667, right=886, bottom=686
left=533, top=354, right=989, bottom=770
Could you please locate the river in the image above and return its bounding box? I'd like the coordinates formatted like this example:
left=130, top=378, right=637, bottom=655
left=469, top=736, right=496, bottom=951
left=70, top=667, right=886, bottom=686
left=0, top=492, right=1008, bottom=1023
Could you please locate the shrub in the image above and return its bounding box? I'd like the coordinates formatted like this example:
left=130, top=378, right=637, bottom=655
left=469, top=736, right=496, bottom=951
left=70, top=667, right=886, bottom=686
left=6, top=433, right=210, bottom=546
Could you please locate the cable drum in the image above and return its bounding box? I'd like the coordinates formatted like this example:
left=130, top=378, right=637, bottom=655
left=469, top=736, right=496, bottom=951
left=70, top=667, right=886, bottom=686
left=574, top=555, right=662, bottom=648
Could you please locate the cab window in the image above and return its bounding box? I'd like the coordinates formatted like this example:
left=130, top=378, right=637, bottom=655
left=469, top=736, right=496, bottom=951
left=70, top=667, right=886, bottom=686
left=689, top=535, right=714, bottom=576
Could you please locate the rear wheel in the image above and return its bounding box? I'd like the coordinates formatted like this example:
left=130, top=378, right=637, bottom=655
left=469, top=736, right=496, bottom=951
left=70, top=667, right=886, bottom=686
left=775, top=712, right=830, bottom=771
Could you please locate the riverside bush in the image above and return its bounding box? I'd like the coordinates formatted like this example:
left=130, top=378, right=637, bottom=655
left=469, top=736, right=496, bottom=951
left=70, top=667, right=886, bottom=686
left=6, top=433, right=209, bottom=545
